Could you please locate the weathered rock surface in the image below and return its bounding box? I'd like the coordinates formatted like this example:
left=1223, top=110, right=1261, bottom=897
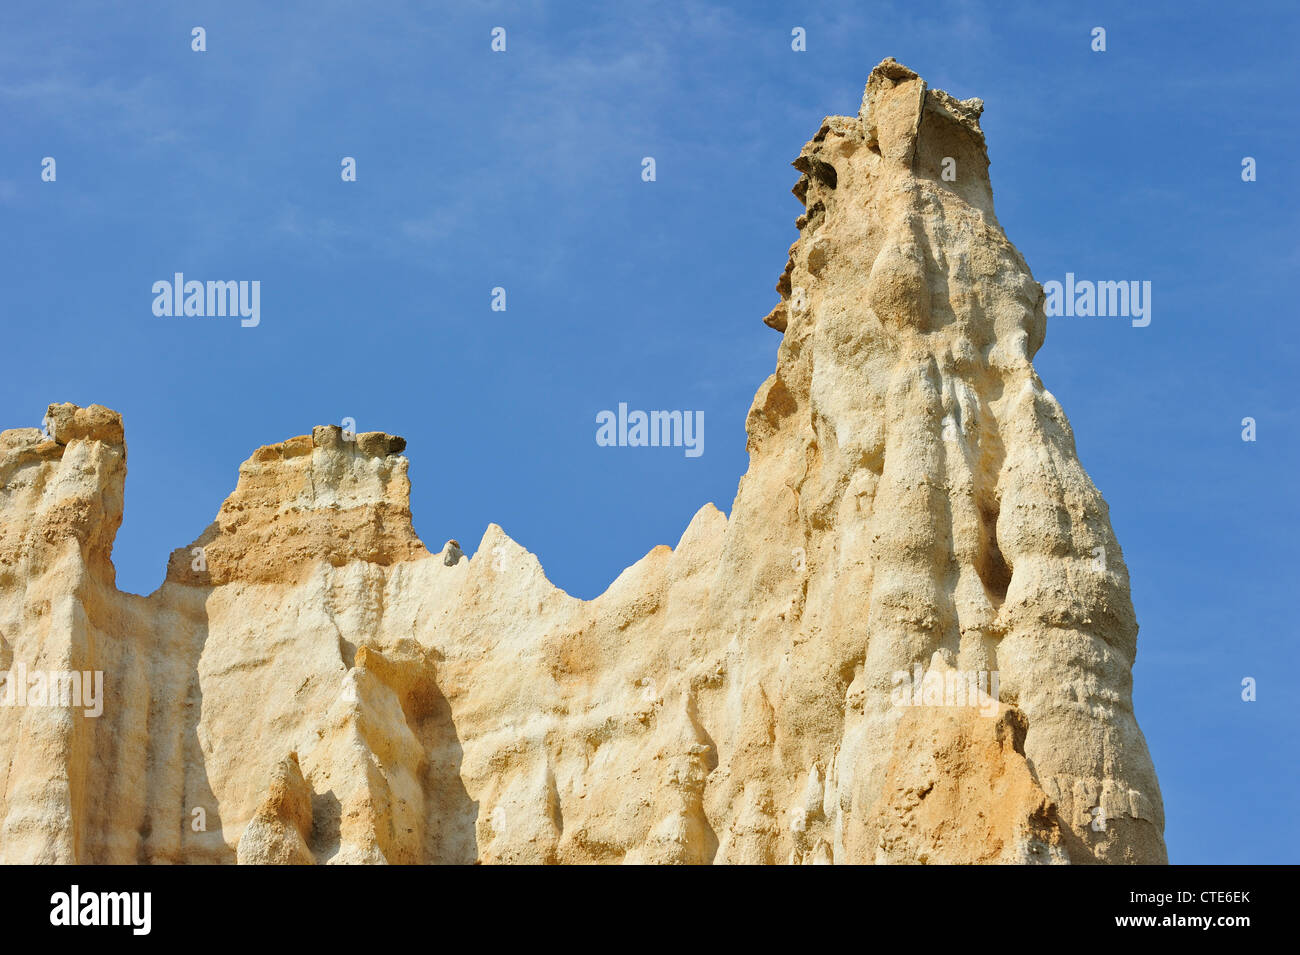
left=0, top=60, right=1165, bottom=864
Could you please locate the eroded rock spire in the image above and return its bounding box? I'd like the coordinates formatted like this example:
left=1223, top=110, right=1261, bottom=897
left=0, top=59, right=1164, bottom=864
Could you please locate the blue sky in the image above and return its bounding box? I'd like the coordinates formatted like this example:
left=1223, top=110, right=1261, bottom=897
left=1, top=0, right=1295, bottom=863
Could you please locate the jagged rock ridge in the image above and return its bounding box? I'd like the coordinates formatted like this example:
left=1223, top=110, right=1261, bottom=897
left=0, top=59, right=1165, bottom=864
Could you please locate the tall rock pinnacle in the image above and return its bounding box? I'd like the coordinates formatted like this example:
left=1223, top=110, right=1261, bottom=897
left=0, top=59, right=1164, bottom=864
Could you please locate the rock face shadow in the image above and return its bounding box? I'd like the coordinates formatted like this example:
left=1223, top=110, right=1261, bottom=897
left=418, top=678, right=478, bottom=864
left=309, top=789, right=342, bottom=861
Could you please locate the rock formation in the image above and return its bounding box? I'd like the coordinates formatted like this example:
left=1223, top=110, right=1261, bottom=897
left=0, top=59, right=1165, bottom=864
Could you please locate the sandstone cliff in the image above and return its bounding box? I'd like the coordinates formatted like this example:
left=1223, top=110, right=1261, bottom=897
left=0, top=60, right=1165, bottom=864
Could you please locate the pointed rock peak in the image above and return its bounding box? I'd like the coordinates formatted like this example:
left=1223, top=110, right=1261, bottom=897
left=674, top=502, right=728, bottom=553
left=235, top=751, right=316, bottom=865
left=472, top=523, right=562, bottom=594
